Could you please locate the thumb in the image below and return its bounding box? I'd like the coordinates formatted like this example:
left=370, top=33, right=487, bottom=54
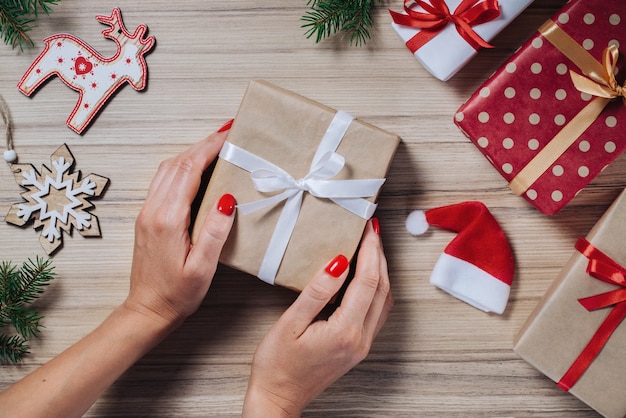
left=186, top=193, right=236, bottom=276
left=279, top=254, right=350, bottom=338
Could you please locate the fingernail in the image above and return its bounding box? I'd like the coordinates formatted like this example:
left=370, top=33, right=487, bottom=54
left=371, top=217, right=380, bottom=235
left=325, top=255, right=349, bottom=278
left=217, top=193, right=236, bottom=216
left=217, top=118, right=234, bottom=133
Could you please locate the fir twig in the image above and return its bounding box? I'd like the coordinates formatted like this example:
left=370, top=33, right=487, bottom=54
left=301, top=0, right=380, bottom=46
left=0, top=333, right=29, bottom=363
left=0, top=257, right=55, bottom=363
left=0, top=0, right=61, bottom=50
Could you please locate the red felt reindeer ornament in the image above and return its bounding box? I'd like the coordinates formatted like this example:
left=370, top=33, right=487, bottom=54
left=17, top=8, right=155, bottom=134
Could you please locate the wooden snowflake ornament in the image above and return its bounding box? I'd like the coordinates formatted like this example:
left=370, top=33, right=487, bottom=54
left=5, top=144, right=109, bottom=255
left=17, top=8, right=155, bottom=134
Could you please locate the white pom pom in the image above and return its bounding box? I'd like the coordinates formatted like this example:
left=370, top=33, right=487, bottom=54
left=3, top=149, right=17, bottom=163
left=406, top=210, right=429, bottom=235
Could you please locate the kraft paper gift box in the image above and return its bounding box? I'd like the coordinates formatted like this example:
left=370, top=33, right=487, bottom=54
left=514, top=188, right=626, bottom=418
left=192, top=80, right=400, bottom=292
left=389, top=0, right=533, bottom=81
left=455, top=0, right=626, bottom=215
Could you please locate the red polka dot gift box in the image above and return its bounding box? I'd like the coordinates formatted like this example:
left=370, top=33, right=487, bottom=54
left=454, top=0, right=626, bottom=215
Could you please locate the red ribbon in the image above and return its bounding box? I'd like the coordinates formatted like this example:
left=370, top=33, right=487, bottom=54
left=389, top=0, right=500, bottom=53
left=557, top=237, right=626, bottom=391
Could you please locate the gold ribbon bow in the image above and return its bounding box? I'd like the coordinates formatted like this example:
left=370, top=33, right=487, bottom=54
left=508, top=20, right=625, bottom=197
left=570, top=45, right=626, bottom=104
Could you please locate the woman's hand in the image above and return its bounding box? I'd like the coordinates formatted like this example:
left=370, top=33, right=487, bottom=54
left=0, top=122, right=238, bottom=418
left=125, top=122, right=237, bottom=329
left=243, top=219, right=393, bottom=417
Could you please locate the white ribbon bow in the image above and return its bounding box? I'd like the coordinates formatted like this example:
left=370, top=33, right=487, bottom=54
left=219, top=110, right=385, bottom=284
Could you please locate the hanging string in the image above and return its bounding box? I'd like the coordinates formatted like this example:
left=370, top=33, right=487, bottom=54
left=1, top=95, right=17, bottom=163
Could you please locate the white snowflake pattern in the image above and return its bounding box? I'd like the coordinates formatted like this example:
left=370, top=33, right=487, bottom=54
left=6, top=144, right=109, bottom=254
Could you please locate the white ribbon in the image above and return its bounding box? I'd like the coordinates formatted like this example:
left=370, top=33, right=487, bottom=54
left=219, top=110, right=385, bottom=284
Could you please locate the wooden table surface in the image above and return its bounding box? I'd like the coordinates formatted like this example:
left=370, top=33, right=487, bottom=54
left=0, top=1, right=621, bottom=416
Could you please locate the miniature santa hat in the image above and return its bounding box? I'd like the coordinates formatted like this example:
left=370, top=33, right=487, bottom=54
left=406, top=201, right=515, bottom=314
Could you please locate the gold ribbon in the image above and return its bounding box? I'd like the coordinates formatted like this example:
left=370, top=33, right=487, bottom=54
left=508, top=21, right=625, bottom=196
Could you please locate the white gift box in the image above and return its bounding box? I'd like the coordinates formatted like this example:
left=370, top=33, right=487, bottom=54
left=390, top=0, right=534, bottom=81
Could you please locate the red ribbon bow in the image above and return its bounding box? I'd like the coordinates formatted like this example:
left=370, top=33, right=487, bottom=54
left=557, top=238, right=626, bottom=391
left=389, top=0, right=501, bottom=53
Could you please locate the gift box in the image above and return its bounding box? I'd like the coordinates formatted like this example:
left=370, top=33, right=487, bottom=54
left=389, top=0, right=533, bottom=81
left=455, top=0, right=626, bottom=214
left=514, top=188, right=626, bottom=418
left=192, top=80, right=400, bottom=292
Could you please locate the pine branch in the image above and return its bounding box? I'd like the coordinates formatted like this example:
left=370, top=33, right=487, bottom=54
left=342, top=0, right=375, bottom=46
left=15, top=0, right=59, bottom=16
left=10, top=306, right=44, bottom=339
left=0, top=333, right=30, bottom=363
left=13, top=257, right=56, bottom=305
left=301, top=0, right=380, bottom=46
left=0, top=0, right=61, bottom=50
left=0, top=3, right=33, bottom=50
left=0, top=257, right=55, bottom=363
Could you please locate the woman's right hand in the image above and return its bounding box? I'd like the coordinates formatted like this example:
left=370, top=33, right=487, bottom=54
left=242, top=219, right=393, bottom=417
left=125, top=121, right=236, bottom=330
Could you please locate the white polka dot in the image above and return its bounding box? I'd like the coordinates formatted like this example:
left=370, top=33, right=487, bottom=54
left=552, top=165, right=564, bottom=176
left=552, top=190, right=563, bottom=202
left=529, top=113, right=540, bottom=125
left=502, top=163, right=513, bottom=174
left=480, top=87, right=491, bottom=97
left=558, top=13, right=570, bottom=24
left=584, top=13, right=595, bottom=24
left=610, top=14, right=621, bottom=25
left=581, top=92, right=593, bottom=101
left=503, top=113, right=515, bottom=124
left=605, top=141, right=616, bottom=153
left=554, top=114, right=566, bottom=126
left=609, top=39, right=620, bottom=49
left=556, top=63, right=568, bottom=75
left=478, top=112, right=490, bottom=123
left=583, top=39, right=594, bottom=50
left=526, top=189, right=537, bottom=200
left=530, top=88, right=541, bottom=99
left=532, top=37, right=543, bottom=48
left=477, top=137, right=489, bottom=148
left=455, top=112, right=464, bottom=122
left=502, top=138, right=514, bottom=149
left=606, top=116, right=617, bottom=128
left=555, top=89, right=567, bottom=100
left=531, top=63, right=542, bottom=74
left=579, top=141, right=590, bottom=152
left=528, top=139, right=539, bottom=150
left=578, top=166, right=589, bottom=177
left=506, top=62, right=517, bottom=73
left=504, top=87, right=516, bottom=98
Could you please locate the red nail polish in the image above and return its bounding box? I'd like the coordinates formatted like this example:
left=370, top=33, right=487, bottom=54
left=217, top=193, right=236, bottom=216
left=371, top=217, right=380, bottom=235
left=217, top=118, right=234, bottom=133
left=325, top=255, right=349, bottom=278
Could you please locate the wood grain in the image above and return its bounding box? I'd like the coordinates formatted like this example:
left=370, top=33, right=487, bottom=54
left=0, top=1, right=616, bottom=416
